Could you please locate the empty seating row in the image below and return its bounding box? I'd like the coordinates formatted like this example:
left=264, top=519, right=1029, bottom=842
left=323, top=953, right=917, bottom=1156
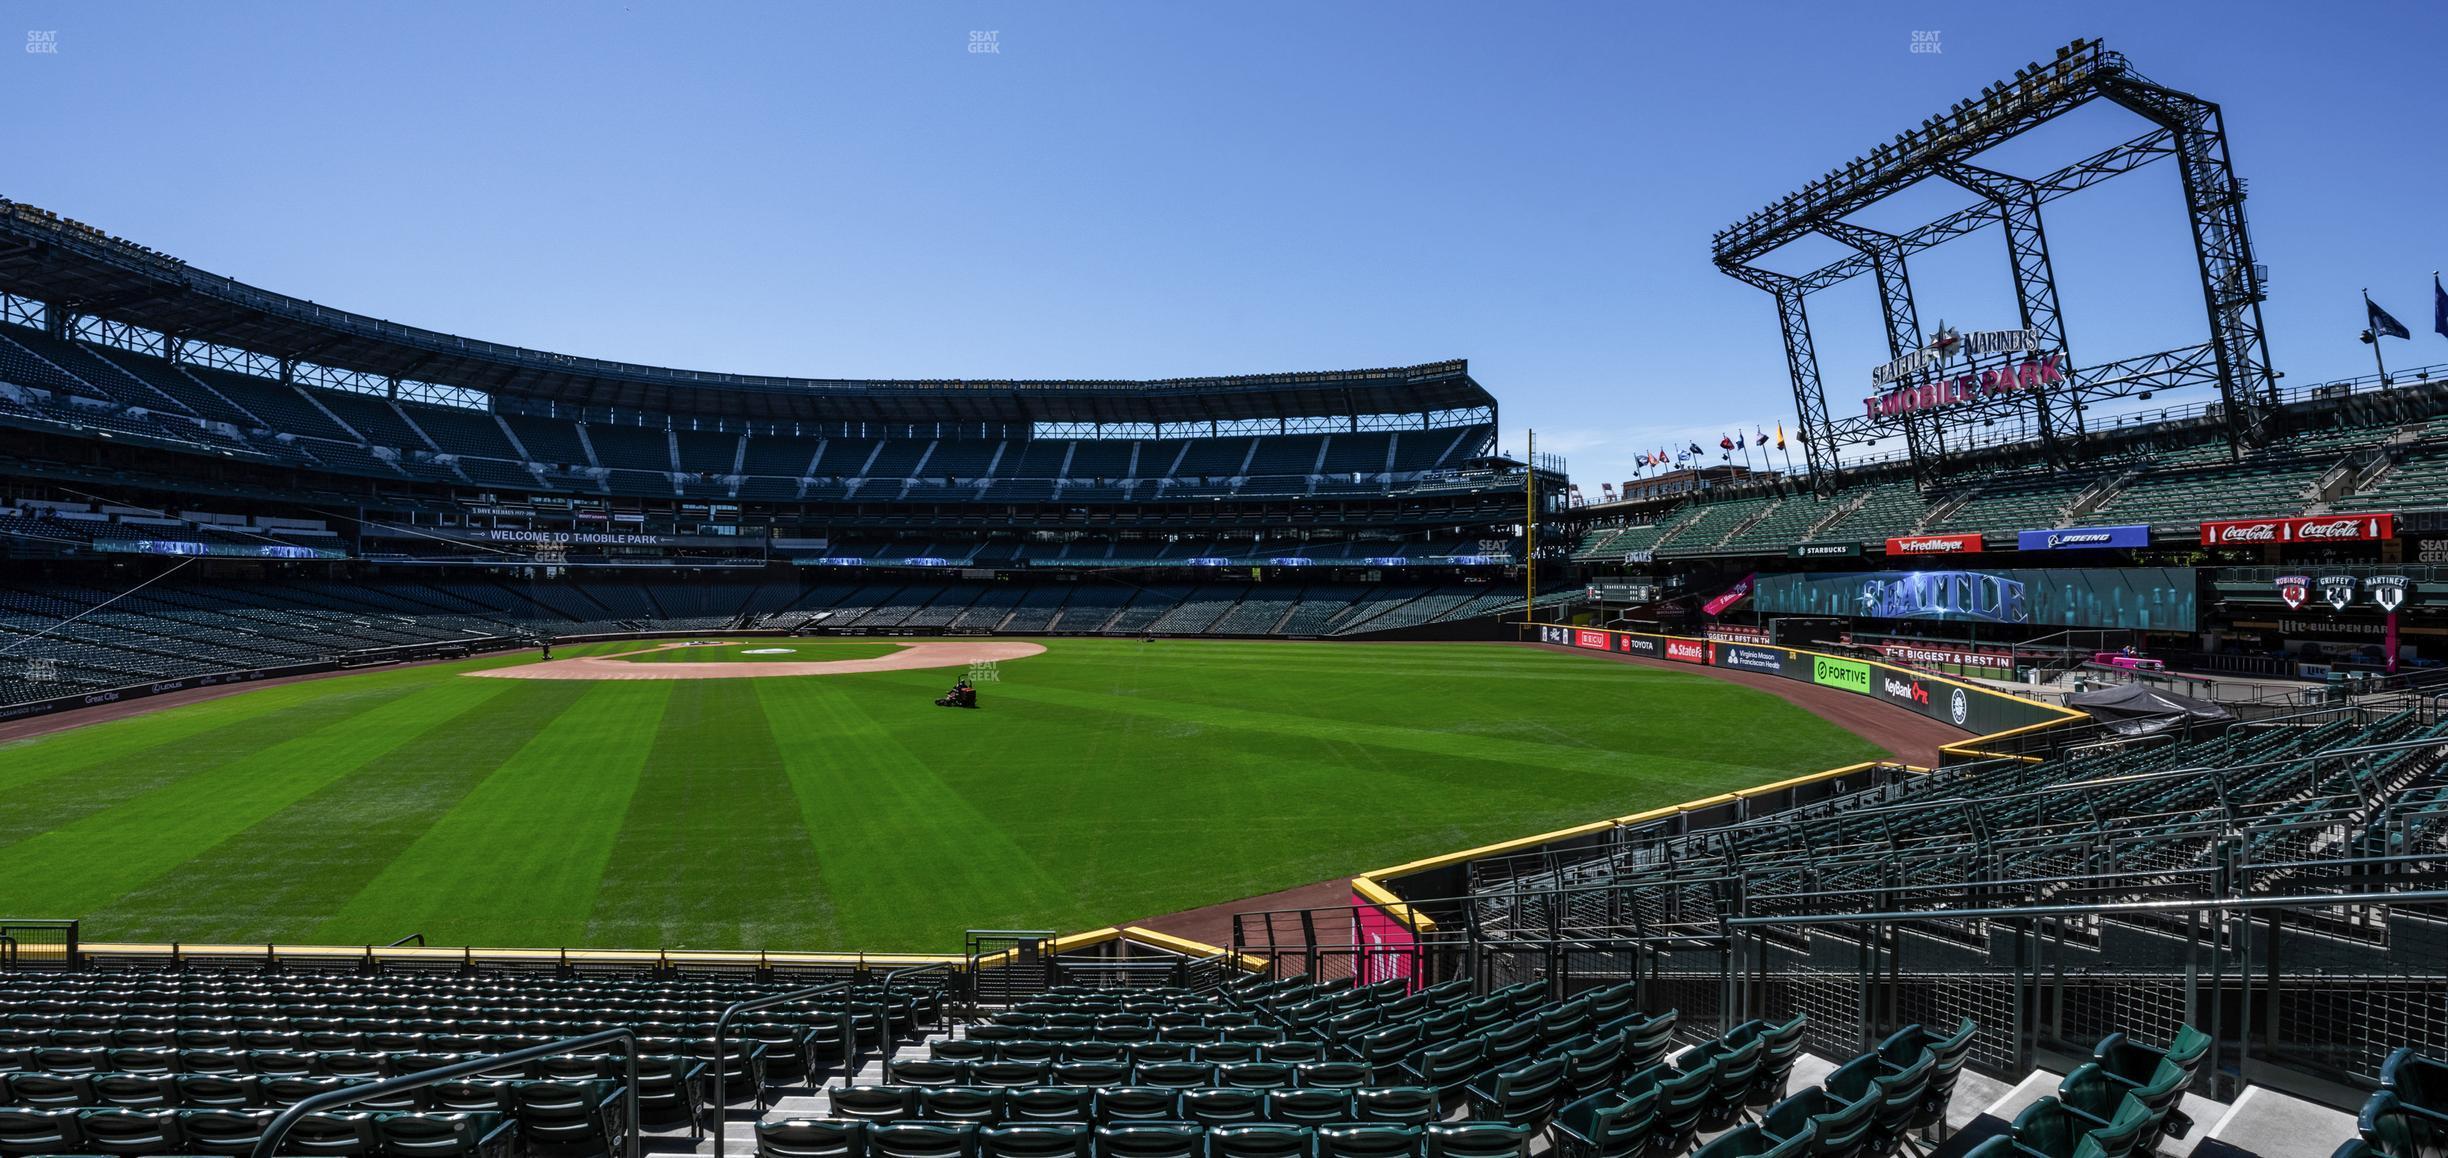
left=828, top=1084, right=1441, bottom=1127
left=756, top=1118, right=1536, bottom=1158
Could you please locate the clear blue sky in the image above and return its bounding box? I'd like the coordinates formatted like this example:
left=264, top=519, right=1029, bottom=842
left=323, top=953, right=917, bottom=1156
left=7, top=2, right=2444, bottom=488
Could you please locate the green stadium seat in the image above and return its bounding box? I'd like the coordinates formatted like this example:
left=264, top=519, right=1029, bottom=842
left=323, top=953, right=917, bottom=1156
left=510, top=1078, right=626, bottom=1157
left=179, top=1107, right=276, bottom=1156
left=835, top=1085, right=921, bottom=1123
left=1006, top=1087, right=1094, bottom=1122
left=1095, top=1123, right=1203, bottom=1158
left=1181, top=1087, right=1266, bottom=1126
left=1316, top=1123, right=1422, bottom=1158
left=871, top=1121, right=981, bottom=1158
left=0, top=1107, right=81, bottom=1157
left=1207, top=1123, right=1311, bottom=1158
left=283, top=1110, right=383, bottom=1158
left=1551, top=1087, right=1657, bottom=1158
left=758, top=1118, right=867, bottom=1158
left=981, top=1123, right=1092, bottom=1158
left=1350, top=1087, right=1438, bottom=1126
left=1423, top=1122, right=1533, bottom=1158
left=921, top=1087, right=1004, bottom=1124
left=1264, top=1088, right=1350, bottom=1126
left=78, top=1106, right=186, bottom=1156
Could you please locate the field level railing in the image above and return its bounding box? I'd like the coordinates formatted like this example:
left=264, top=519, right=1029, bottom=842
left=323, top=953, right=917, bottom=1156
left=251, top=1027, right=641, bottom=1158
left=711, top=984, right=855, bottom=1158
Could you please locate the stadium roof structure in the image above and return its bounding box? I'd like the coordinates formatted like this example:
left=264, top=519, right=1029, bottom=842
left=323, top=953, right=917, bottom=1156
left=0, top=200, right=1494, bottom=426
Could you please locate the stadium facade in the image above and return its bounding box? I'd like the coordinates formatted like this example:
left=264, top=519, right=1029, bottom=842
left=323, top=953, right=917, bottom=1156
left=0, top=199, right=1563, bottom=714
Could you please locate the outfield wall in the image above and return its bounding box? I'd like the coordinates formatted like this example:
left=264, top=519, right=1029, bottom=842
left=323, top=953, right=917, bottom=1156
left=1343, top=627, right=2087, bottom=945
left=0, top=636, right=520, bottom=726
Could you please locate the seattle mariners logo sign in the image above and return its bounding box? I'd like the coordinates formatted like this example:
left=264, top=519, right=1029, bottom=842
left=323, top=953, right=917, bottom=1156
left=1948, top=687, right=1970, bottom=727
left=2367, top=576, right=2414, bottom=613
left=2317, top=575, right=2359, bottom=613
left=2273, top=575, right=2310, bottom=611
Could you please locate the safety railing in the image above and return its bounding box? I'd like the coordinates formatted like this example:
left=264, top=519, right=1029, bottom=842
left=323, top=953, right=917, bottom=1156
left=709, top=982, right=858, bottom=1158
left=251, top=1028, right=640, bottom=1158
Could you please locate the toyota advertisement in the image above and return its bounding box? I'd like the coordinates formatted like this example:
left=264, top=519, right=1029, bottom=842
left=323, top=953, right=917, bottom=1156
left=1751, top=567, right=2197, bottom=631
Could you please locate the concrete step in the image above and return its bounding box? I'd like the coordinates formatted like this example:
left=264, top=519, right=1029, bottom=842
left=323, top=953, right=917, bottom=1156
left=2196, top=1085, right=2360, bottom=1158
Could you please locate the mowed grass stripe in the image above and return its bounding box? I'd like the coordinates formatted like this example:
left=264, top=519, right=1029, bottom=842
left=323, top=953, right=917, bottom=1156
left=0, top=677, right=512, bottom=917
left=84, top=681, right=583, bottom=943
left=0, top=673, right=444, bottom=833
left=312, top=682, right=673, bottom=948
left=584, top=682, right=827, bottom=951
left=758, top=680, right=1078, bottom=949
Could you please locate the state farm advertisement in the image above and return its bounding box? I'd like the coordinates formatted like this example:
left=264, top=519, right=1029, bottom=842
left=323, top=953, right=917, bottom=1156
left=1664, top=639, right=1709, bottom=664
left=2199, top=514, right=2395, bottom=546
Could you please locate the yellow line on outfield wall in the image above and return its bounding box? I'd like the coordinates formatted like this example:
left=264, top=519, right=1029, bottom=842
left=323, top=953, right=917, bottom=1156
left=1344, top=628, right=2083, bottom=934
left=77, top=924, right=1257, bottom=974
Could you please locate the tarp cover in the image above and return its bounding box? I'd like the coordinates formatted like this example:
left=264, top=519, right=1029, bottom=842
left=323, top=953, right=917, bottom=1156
left=2066, top=682, right=2237, bottom=735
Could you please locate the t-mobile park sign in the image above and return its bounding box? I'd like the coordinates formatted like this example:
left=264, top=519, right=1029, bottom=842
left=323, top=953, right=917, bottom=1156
left=1865, top=326, right=2063, bottom=421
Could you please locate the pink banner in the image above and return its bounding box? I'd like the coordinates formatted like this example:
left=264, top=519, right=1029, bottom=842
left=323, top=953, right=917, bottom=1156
left=1353, top=890, right=1417, bottom=988
left=1702, top=573, right=1756, bottom=617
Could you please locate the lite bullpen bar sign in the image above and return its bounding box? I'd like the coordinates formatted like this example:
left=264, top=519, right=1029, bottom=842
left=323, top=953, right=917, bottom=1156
left=2199, top=514, right=2395, bottom=546
left=1545, top=625, right=2068, bottom=734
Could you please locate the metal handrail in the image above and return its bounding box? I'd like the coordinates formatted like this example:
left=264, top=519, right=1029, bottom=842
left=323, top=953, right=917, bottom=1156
left=710, top=982, right=857, bottom=1158
left=250, top=1028, right=639, bottom=1158
left=385, top=933, right=425, bottom=947
left=880, top=963, right=955, bottom=1034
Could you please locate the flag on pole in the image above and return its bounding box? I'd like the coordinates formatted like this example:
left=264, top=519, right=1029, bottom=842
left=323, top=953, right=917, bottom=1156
left=1774, top=422, right=1787, bottom=450
left=1718, top=434, right=1734, bottom=451
left=1754, top=427, right=1769, bottom=447
left=2434, top=274, right=2447, bottom=340
left=2369, top=293, right=2412, bottom=340
left=1688, top=442, right=1703, bottom=456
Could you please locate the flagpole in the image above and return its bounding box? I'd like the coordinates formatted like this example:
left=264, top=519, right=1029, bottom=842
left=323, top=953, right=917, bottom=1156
left=2366, top=289, right=2392, bottom=384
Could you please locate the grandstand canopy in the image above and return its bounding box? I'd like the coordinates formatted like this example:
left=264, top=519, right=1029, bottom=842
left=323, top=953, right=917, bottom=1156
left=0, top=201, right=1493, bottom=425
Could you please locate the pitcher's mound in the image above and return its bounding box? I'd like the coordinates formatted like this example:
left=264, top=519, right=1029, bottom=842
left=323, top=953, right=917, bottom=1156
left=471, top=639, right=1047, bottom=680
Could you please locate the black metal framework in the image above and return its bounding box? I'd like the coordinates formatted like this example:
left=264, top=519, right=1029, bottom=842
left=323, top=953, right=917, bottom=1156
left=1712, top=39, right=2279, bottom=484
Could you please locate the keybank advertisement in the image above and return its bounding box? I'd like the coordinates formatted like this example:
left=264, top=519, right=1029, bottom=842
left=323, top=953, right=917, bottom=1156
left=1752, top=567, right=2196, bottom=631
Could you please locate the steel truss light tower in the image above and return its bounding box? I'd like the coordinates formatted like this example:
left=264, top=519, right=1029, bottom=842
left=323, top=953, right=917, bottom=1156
left=1710, top=39, right=2278, bottom=491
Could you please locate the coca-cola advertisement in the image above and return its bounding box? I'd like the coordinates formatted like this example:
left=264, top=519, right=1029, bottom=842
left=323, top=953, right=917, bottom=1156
left=2199, top=514, right=2395, bottom=546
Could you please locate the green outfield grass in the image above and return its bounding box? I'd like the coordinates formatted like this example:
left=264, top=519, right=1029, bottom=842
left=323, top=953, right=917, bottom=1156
left=611, top=641, right=906, bottom=664
left=0, top=640, right=1884, bottom=953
